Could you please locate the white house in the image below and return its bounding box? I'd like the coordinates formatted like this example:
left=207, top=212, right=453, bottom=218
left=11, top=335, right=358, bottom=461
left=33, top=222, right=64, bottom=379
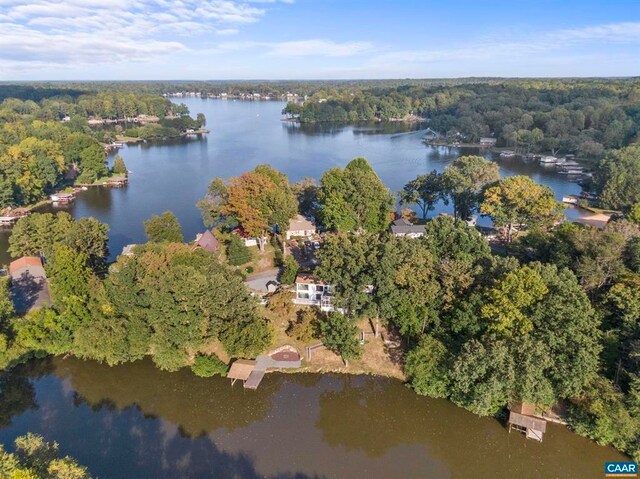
left=293, top=274, right=335, bottom=312
left=390, top=218, right=426, bottom=238
left=232, top=227, right=266, bottom=247
left=286, top=215, right=317, bottom=240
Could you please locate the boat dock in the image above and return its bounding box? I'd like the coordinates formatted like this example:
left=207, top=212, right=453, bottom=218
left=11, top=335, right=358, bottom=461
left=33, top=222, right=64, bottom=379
left=227, top=346, right=301, bottom=390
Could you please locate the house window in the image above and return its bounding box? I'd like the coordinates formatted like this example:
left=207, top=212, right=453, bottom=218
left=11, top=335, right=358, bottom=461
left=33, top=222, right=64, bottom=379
left=298, top=284, right=309, bottom=291
left=316, top=285, right=324, bottom=292
left=297, top=292, right=310, bottom=300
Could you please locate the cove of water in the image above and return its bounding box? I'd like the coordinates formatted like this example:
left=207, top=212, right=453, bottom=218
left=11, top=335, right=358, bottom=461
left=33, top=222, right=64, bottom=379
left=0, top=98, right=584, bottom=263
left=0, top=357, right=626, bottom=479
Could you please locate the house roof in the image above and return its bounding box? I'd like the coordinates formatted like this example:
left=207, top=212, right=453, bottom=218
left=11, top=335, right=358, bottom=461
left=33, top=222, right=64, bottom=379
left=508, top=412, right=547, bottom=432
left=9, top=256, right=43, bottom=276
left=289, top=214, right=316, bottom=231
left=9, top=256, right=51, bottom=313
left=295, top=273, right=326, bottom=285
left=390, top=224, right=426, bottom=235
left=194, top=230, right=220, bottom=253
left=232, top=227, right=253, bottom=239
left=226, top=359, right=256, bottom=381
left=392, top=218, right=412, bottom=226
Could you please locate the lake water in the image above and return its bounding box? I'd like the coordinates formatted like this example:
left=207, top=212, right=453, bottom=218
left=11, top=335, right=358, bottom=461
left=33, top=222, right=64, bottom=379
left=0, top=357, right=626, bottom=479
left=0, top=104, right=623, bottom=476
left=0, top=98, right=583, bottom=263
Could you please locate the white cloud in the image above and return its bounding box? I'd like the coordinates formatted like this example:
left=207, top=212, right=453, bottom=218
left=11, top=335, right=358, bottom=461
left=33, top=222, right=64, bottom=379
left=266, top=39, right=373, bottom=57
left=0, top=0, right=282, bottom=69
left=367, top=21, right=640, bottom=69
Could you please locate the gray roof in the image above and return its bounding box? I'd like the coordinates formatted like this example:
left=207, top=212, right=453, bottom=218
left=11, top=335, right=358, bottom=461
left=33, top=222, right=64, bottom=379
left=195, top=230, right=220, bottom=253
left=508, top=412, right=547, bottom=432
left=9, top=261, right=52, bottom=313
left=391, top=224, right=426, bottom=235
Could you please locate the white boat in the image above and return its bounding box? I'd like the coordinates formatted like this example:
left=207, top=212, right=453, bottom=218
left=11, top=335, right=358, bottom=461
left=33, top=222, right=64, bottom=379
left=540, top=156, right=559, bottom=165
left=562, top=195, right=579, bottom=205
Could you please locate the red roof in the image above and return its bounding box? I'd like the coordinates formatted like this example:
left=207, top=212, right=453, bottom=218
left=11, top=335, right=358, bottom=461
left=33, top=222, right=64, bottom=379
left=194, top=230, right=220, bottom=252
left=9, top=256, right=43, bottom=275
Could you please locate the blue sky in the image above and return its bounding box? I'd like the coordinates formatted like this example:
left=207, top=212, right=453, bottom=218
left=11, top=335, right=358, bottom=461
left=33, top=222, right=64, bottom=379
left=0, top=0, right=638, bottom=80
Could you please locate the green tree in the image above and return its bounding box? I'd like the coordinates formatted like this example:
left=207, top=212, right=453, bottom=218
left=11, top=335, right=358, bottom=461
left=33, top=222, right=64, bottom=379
left=443, top=155, right=499, bottom=221
left=280, top=255, right=299, bottom=285
left=144, top=211, right=183, bottom=243
left=315, top=232, right=379, bottom=315
left=405, top=335, right=450, bottom=398
left=112, top=155, right=128, bottom=175
left=595, top=146, right=640, bottom=211
left=480, top=176, right=563, bottom=242
left=227, top=234, right=251, bottom=266
left=319, top=158, right=393, bottom=232
left=0, top=433, right=92, bottom=479
left=399, top=170, right=447, bottom=220
left=481, top=265, right=548, bottom=335
left=318, top=312, right=361, bottom=367
left=628, top=203, right=640, bottom=225
left=191, top=354, right=228, bottom=377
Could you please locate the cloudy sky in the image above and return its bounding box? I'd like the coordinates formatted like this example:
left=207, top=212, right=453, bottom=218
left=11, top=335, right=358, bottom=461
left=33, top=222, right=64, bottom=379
left=0, top=0, right=639, bottom=80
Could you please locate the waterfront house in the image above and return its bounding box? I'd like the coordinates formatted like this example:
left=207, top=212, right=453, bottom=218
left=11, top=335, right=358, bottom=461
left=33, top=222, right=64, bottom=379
left=479, top=137, right=497, bottom=147
left=193, top=230, right=220, bottom=254
left=8, top=256, right=52, bottom=313
left=286, top=215, right=317, bottom=240
left=293, top=274, right=335, bottom=312
left=390, top=218, right=426, bottom=238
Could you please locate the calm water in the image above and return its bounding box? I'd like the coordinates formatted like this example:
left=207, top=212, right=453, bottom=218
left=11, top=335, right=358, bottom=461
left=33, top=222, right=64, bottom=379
left=0, top=357, right=626, bottom=479
left=0, top=99, right=583, bottom=263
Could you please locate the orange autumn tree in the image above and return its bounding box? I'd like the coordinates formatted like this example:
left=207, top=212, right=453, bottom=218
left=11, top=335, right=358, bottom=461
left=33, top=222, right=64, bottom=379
left=200, top=165, right=298, bottom=250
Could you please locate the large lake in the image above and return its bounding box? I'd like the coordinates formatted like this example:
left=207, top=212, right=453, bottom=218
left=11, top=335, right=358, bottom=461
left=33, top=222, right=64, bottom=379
left=0, top=100, right=626, bottom=477
left=0, top=357, right=627, bottom=479
left=1, top=98, right=584, bottom=263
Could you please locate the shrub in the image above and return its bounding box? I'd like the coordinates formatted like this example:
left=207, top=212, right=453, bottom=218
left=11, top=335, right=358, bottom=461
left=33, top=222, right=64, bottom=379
left=227, top=234, right=251, bottom=266
left=191, top=354, right=228, bottom=377
left=287, top=309, right=320, bottom=342
left=280, top=255, right=299, bottom=285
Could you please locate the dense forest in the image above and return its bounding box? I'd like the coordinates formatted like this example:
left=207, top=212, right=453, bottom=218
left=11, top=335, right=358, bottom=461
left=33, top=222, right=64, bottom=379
left=284, top=80, right=640, bottom=160
left=0, top=90, right=204, bottom=209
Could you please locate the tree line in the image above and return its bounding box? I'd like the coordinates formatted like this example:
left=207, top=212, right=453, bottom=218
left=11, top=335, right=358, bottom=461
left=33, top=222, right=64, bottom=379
left=284, top=79, right=640, bottom=160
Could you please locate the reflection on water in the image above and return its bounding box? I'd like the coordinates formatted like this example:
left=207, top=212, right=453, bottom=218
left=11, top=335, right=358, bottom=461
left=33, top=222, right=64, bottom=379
left=0, top=99, right=584, bottom=265
left=0, top=357, right=627, bottom=479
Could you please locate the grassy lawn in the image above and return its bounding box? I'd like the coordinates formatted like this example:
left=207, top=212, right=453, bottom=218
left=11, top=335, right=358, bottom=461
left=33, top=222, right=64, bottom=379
left=76, top=172, right=128, bottom=187
left=262, top=290, right=405, bottom=379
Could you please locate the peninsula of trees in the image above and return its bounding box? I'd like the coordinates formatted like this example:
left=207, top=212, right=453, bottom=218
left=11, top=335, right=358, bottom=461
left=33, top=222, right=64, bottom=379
left=0, top=89, right=205, bottom=210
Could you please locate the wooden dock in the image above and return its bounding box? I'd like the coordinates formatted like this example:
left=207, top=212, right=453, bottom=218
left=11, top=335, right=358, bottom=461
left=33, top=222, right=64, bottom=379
left=244, top=369, right=266, bottom=389
left=226, top=347, right=301, bottom=390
